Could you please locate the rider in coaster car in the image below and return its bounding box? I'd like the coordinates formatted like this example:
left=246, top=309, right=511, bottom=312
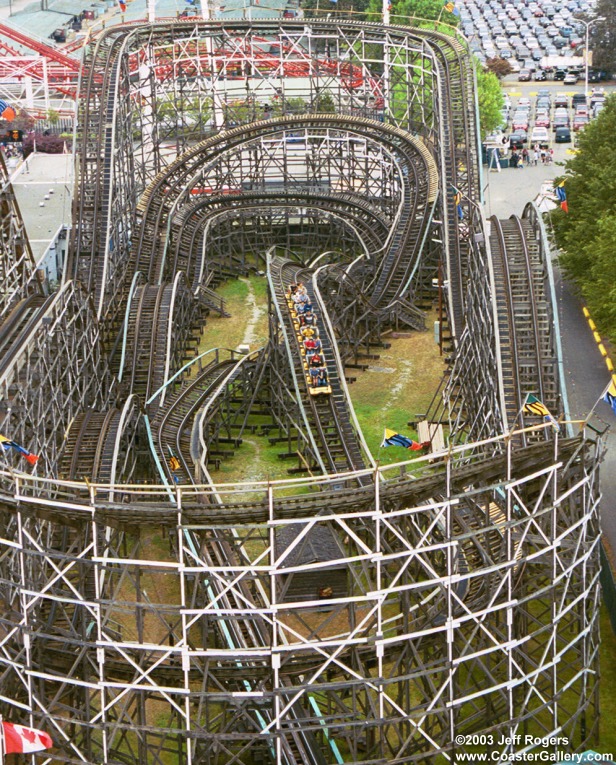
left=299, top=311, right=317, bottom=327
left=309, top=352, right=324, bottom=367
left=296, top=300, right=313, bottom=314
left=300, top=326, right=318, bottom=339
left=309, top=366, right=328, bottom=386
left=303, top=336, right=321, bottom=355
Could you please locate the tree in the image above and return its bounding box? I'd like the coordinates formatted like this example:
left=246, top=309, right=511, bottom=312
left=485, top=57, right=513, bottom=80
left=22, top=133, right=67, bottom=159
left=588, top=1, right=616, bottom=75
left=475, top=65, right=504, bottom=138
left=365, top=0, right=459, bottom=25
left=552, top=95, right=616, bottom=343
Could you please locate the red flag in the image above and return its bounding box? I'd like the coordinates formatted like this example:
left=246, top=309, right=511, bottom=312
left=1, top=106, right=15, bottom=122
left=119, top=0, right=126, bottom=10
left=2, top=722, right=53, bottom=754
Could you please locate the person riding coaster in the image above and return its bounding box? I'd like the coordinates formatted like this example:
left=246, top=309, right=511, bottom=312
left=309, top=366, right=329, bottom=387
left=300, top=325, right=318, bottom=339
left=303, top=336, right=321, bottom=353
left=299, top=311, right=317, bottom=328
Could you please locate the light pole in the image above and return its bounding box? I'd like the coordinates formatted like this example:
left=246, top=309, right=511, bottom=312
left=574, top=16, right=606, bottom=101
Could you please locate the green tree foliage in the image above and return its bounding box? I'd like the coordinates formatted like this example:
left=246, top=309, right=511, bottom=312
left=553, top=96, right=616, bottom=342
left=475, top=65, right=504, bottom=137
left=364, top=0, right=459, bottom=24
left=589, top=1, right=616, bottom=75
left=302, top=0, right=499, bottom=140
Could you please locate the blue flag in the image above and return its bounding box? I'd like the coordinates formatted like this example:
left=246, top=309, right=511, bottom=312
left=381, top=428, right=428, bottom=451
left=604, top=379, right=616, bottom=416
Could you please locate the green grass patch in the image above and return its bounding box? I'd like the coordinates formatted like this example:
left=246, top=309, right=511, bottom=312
left=198, top=275, right=269, bottom=354
left=349, top=312, right=446, bottom=465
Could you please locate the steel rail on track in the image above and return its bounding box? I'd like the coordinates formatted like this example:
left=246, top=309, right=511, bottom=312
left=511, top=215, right=546, bottom=409
left=490, top=217, right=526, bottom=444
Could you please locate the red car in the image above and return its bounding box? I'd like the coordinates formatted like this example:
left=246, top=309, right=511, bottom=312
left=535, top=113, right=550, bottom=128
left=513, top=117, right=529, bottom=131
left=573, top=115, right=589, bottom=131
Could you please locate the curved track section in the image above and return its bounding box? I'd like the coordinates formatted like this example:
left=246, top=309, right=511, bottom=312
left=152, top=355, right=239, bottom=484
left=134, top=116, right=436, bottom=294
left=0, top=19, right=602, bottom=765
left=117, top=274, right=202, bottom=404
left=169, top=190, right=391, bottom=290
left=59, top=395, right=143, bottom=487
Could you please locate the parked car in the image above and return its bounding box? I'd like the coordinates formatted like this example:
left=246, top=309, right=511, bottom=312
left=563, top=72, right=579, bottom=84
left=573, top=114, right=589, bottom=131
left=554, top=93, right=569, bottom=108
left=572, top=93, right=587, bottom=108
left=531, top=126, right=550, bottom=143
left=535, top=112, right=551, bottom=128
left=533, top=69, right=547, bottom=80
left=513, top=116, right=530, bottom=131
left=518, top=68, right=532, bottom=81
left=555, top=126, right=572, bottom=142
left=509, top=131, right=528, bottom=148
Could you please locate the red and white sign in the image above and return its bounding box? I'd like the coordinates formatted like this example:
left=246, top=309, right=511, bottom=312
left=2, top=722, right=53, bottom=754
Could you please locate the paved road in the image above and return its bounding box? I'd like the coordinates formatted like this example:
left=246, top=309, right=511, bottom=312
left=484, top=101, right=616, bottom=564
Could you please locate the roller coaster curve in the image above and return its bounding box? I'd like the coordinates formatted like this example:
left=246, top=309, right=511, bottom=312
left=0, top=18, right=604, bottom=765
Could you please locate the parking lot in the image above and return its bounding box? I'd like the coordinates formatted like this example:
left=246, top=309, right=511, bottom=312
left=459, top=0, right=603, bottom=79
left=483, top=80, right=614, bottom=215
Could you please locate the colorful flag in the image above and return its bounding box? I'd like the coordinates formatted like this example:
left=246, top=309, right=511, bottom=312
left=169, top=455, right=180, bottom=472
left=2, top=722, right=52, bottom=754
left=603, top=378, right=616, bottom=416
left=523, top=394, right=560, bottom=432
left=555, top=180, right=568, bottom=213
left=0, top=98, right=16, bottom=122
left=451, top=185, right=464, bottom=219
left=381, top=428, right=429, bottom=451
left=444, top=1, right=460, bottom=15
left=0, top=434, right=39, bottom=465
left=118, top=0, right=126, bottom=10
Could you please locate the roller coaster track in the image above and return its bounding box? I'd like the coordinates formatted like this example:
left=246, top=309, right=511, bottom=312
left=117, top=273, right=201, bottom=403
left=489, top=216, right=560, bottom=443
left=134, top=115, right=437, bottom=291
left=67, top=20, right=478, bottom=341
left=0, top=20, right=598, bottom=765
left=167, top=190, right=391, bottom=290
left=0, top=294, right=53, bottom=376
left=268, top=255, right=371, bottom=479
left=152, top=356, right=239, bottom=484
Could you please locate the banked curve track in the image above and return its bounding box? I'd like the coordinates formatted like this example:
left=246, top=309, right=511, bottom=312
left=0, top=19, right=599, bottom=765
